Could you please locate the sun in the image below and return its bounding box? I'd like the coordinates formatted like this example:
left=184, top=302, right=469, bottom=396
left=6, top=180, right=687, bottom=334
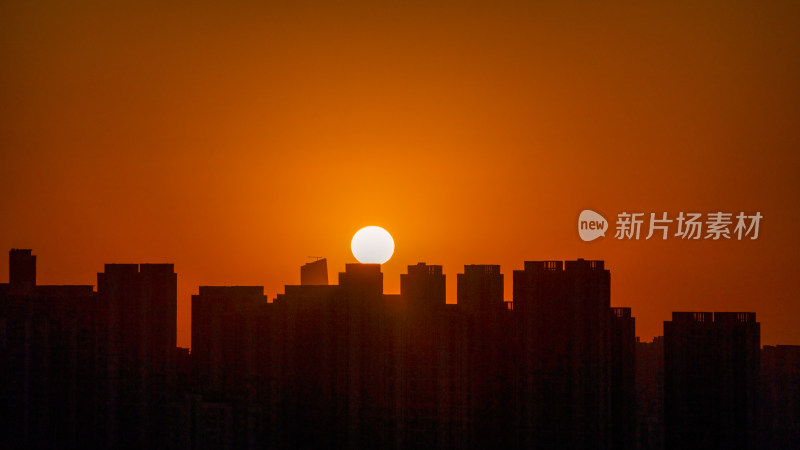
left=351, top=226, right=395, bottom=264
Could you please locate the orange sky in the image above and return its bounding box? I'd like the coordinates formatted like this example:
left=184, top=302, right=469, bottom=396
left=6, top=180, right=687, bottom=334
left=1, top=1, right=799, bottom=348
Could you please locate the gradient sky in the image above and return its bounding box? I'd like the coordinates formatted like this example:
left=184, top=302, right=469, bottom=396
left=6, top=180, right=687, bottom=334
left=1, top=1, right=799, bottom=348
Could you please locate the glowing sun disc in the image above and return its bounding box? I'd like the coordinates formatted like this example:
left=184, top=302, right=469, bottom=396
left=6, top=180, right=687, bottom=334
left=351, top=226, right=394, bottom=264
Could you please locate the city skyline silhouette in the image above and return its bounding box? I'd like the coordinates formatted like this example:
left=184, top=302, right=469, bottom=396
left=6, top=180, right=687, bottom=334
left=2, top=248, right=798, bottom=449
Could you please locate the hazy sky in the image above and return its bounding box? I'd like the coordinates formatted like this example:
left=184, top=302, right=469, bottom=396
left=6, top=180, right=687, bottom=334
left=2, top=1, right=799, bottom=348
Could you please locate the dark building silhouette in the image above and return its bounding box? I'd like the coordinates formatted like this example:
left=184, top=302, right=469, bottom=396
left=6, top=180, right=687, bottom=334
left=9, top=248, right=36, bottom=295
left=398, top=263, right=473, bottom=448
left=191, top=286, right=268, bottom=393
left=611, top=307, right=637, bottom=450
left=513, top=259, right=634, bottom=450
left=1, top=250, right=180, bottom=449
left=760, top=345, right=800, bottom=449
left=398, top=262, right=450, bottom=446
left=0, top=250, right=99, bottom=449
left=456, top=264, right=512, bottom=448
left=664, top=312, right=760, bottom=450
left=636, top=336, right=665, bottom=450
left=187, top=258, right=635, bottom=450
left=335, top=264, right=397, bottom=448
left=400, top=262, right=445, bottom=311
left=188, top=286, right=270, bottom=450
left=9, top=248, right=799, bottom=450
left=300, top=257, right=328, bottom=286
left=456, top=264, right=503, bottom=313
left=166, top=394, right=238, bottom=450
left=95, top=262, right=178, bottom=449
left=267, top=263, right=400, bottom=448
left=175, top=347, right=191, bottom=389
